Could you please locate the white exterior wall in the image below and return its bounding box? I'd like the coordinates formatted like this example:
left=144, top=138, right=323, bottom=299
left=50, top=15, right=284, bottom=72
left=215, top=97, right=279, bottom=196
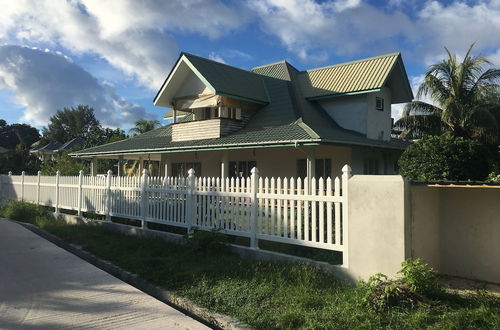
left=319, top=95, right=367, bottom=135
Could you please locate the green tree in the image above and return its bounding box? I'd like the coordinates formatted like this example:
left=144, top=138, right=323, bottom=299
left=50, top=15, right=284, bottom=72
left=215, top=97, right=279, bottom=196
left=40, top=150, right=89, bottom=175
left=0, top=121, right=40, bottom=149
left=42, top=105, right=100, bottom=142
left=128, top=119, right=161, bottom=135
left=398, top=135, right=491, bottom=181
left=394, top=44, right=500, bottom=145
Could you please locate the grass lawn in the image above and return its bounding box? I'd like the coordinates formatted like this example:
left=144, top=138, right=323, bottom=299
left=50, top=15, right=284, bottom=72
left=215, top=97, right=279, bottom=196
left=2, top=201, right=500, bottom=329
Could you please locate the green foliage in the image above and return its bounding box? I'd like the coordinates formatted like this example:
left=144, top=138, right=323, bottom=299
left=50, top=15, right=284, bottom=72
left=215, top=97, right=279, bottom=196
left=186, top=229, right=230, bottom=254
left=398, top=135, right=492, bottom=181
left=2, top=203, right=499, bottom=330
left=362, top=258, right=442, bottom=312
left=487, top=172, right=500, bottom=182
left=128, top=119, right=161, bottom=136
left=399, top=258, right=441, bottom=296
left=0, top=200, right=49, bottom=223
left=394, top=44, right=500, bottom=145
left=40, top=149, right=89, bottom=175
left=361, top=273, right=422, bottom=312
left=0, top=120, right=41, bottom=174
left=0, top=121, right=40, bottom=149
left=42, top=105, right=100, bottom=142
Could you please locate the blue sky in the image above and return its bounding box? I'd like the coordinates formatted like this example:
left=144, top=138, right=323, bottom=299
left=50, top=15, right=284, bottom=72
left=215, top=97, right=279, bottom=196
left=1, top=0, right=500, bottom=132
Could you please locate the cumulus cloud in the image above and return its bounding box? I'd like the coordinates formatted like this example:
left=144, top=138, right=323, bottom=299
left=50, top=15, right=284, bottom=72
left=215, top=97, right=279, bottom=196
left=0, top=45, right=152, bottom=127
left=249, top=0, right=500, bottom=65
left=0, top=0, right=245, bottom=90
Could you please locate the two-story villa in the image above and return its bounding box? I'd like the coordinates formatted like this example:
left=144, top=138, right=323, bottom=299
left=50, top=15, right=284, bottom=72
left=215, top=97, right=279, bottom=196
left=71, top=52, right=413, bottom=179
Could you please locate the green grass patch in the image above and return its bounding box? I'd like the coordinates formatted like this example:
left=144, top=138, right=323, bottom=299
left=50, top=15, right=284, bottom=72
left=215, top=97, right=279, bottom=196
left=2, top=201, right=499, bottom=329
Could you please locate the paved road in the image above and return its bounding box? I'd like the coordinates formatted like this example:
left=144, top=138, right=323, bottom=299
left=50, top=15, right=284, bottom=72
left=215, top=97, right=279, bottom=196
left=0, top=219, right=209, bottom=330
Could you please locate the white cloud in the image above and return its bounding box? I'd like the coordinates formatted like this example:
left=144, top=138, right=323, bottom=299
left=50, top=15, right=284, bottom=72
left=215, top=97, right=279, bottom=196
left=249, top=0, right=500, bottom=66
left=0, top=0, right=245, bottom=90
left=249, top=0, right=413, bottom=62
left=208, top=52, right=227, bottom=64
left=0, top=45, right=153, bottom=127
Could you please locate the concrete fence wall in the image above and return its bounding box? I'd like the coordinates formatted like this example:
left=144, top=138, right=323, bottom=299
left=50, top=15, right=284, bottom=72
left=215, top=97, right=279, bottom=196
left=347, top=175, right=500, bottom=284
left=412, top=185, right=500, bottom=283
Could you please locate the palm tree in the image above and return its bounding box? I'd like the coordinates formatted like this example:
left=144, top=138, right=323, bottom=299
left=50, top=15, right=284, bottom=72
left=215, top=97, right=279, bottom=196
left=128, top=119, right=161, bottom=136
left=394, top=44, right=500, bottom=144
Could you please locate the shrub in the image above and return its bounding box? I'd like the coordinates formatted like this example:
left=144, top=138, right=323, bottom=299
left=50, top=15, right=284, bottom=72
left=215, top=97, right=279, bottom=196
left=398, top=135, right=492, bottom=181
left=487, top=172, right=500, bottom=182
left=399, top=258, right=441, bottom=296
left=362, top=258, right=442, bottom=311
left=0, top=200, right=49, bottom=223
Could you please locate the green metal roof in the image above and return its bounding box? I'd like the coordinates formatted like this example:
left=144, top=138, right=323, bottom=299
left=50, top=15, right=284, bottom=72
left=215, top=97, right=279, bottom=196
left=72, top=52, right=411, bottom=158
left=181, top=53, right=269, bottom=104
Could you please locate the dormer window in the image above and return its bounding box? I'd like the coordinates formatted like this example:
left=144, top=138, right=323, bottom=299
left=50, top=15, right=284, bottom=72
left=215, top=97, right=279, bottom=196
left=376, top=97, right=384, bottom=111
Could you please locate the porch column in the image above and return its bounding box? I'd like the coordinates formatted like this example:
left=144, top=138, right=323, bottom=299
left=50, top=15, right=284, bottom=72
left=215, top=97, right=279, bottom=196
left=117, top=155, right=124, bottom=176
left=160, top=153, right=171, bottom=177
left=90, top=157, right=97, bottom=176
left=138, top=156, right=143, bottom=175
left=221, top=151, right=229, bottom=178
left=306, top=155, right=315, bottom=180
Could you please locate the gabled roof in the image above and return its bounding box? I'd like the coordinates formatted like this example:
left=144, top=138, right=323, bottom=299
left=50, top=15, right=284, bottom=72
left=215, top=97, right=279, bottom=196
left=73, top=52, right=412, bottom=158
left=58, top=137, right=84, bottom=152
left=154, top=53, right=268, bottom=107
left=298, top=52, right=413, bottom=102
left=31, top=141, right=62, bottom=153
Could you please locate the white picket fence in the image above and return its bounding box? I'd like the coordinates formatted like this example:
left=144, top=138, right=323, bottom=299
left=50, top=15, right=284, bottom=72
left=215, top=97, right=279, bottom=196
left=0, top=166, right=352, bottom=264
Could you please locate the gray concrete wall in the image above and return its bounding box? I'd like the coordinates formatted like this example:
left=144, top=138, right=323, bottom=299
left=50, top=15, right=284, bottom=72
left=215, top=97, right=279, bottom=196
left=319, top=95, right=367, bottom=135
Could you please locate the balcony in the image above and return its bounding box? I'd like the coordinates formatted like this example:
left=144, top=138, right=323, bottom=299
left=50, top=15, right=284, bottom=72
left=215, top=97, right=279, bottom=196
left=171, top=118, right=244, bottom=142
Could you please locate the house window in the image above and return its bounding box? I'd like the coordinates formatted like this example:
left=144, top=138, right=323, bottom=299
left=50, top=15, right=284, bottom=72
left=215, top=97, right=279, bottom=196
left=229, top=160, right=256, bottom=178
left=172, top=162, right=201, bottom=177
left=296, top=158, right=331, bottom=180
left=376, top=97, right=384, bottom=111
left=363, top=159, right=379, bottom=174
left=225, top=107, right=241, bottom=120
left=315, top=158, right=332, bottom=180
left=297, top=159, right=307, bottom=179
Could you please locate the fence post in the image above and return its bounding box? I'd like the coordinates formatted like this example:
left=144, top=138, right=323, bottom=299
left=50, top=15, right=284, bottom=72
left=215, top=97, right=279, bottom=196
left=186, top=168, right=196, bottom=237
left=250, top=167, right=260, bottom=249
left=77, top=170, right=83, bottom=217
left=36, top=171, right=41, bottom=205
left=55, top=170, right=60, bottom=214
left=341, top=164, right=352, bottom=268
left=140, top=169, right=148, bottom=229
left=105, top=169, right=112, bottom=222
left=8, top=171, right=12, bottom=201
left=21, top=171, right=25, bottom=201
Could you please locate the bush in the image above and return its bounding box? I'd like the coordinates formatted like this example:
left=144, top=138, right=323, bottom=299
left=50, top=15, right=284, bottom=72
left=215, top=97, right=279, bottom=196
left=362, top=258, right=442, bottom=311
left=0, top=200, right=49, bottom=223
left=398, top=135, right=492, bottom=181
left=399, top=258, right=441, bottom=296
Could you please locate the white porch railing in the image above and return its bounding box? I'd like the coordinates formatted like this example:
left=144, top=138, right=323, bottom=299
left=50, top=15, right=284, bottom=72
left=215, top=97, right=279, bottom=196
left=0, top=166, right=352, bottom=264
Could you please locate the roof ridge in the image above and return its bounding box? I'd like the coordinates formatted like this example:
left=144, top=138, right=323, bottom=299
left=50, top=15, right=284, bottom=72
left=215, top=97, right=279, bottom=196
left=251, top=60, right=288, bottom=70
left=303, top=52, right=401, bottom=73
left=182, top=52, right=260, bottom=76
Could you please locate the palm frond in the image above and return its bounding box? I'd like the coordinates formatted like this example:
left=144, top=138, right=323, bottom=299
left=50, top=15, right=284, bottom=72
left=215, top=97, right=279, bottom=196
left=394, top=114, right=443, bottom=139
